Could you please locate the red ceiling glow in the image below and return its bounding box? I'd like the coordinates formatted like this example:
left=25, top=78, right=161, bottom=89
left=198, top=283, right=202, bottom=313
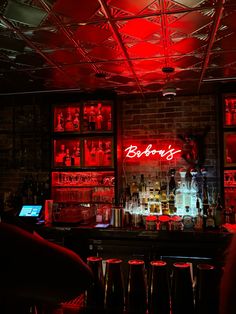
left=119, top=19, right=160, bottom=40
left=128, top=42, right=164, bottom=58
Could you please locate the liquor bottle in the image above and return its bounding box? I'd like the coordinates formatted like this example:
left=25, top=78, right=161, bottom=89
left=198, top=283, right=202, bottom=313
left=139, top=174, right=146, bottom=209
left=168, top=168, right=176, bottom=193
left=104, top=141, right=112, bottom=167
left=161, top=191, right=169, bottom=215
left=205, top=207, right=215, bottom=230
left=190, top=168, right=198, bottom=216
left=73, top=141, right=80, bottom=166
left=175, top=181, right=183, bottom=215
left=168, top=191, right=175, bottom=215
left=55, top=111, right=64, bottom=131
left=154, top=194, right=161, bottom=214
left=73, top=108, right=80, bottom=131
left=89, top=142, right=97, bottom=166
left=96, top=108, right=103, bottom=130
left=224, top=206, right=233, bottom=224
left=232, top=100, right=236, bottom=125
left=107, top=111, right=112, bottom=130
left=175, top=168, right=187, bottom=216
left=225, top=100, right=231, bottom=125
left=130, top=176, right=139, bottom=198
left=194, top=205, right=203, bottom=230
left=139, top=174, right=146, bottom=194
left=215, top=193, right=223, bottom=228
left=55, top=143, right=66, bottom=165
left=154, top=177, right=160, bottom=198
left=149, top=188, right=154, bottom=202
left=88, top=105, right=96, bottom=131
left=97, top=141, right=104, bottom=166
left=64, top=107, right=74, bottom=131
left=83, top=106, right=89, bottom=130
left=63, top=148, right=74, bottom=166
left=202, top=169, right=209, bottom=216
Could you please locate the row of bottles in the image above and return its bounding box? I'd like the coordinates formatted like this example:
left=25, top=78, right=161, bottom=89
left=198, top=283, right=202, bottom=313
left=122, top=169, right=228, bottom=230
left=85, top=140, right=112, bottom=167
left=54, top=139, right=112, bottom=167
left=54, top=103, right=112, bottom=132
left=124, top=169, right=202, bottom=217
left=225, top=97, right=236, bottom=126
left=55, top=142, right=80, bottom=166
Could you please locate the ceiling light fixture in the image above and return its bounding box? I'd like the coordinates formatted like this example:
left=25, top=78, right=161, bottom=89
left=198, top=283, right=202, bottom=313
left=162, top=66, right=176, bottom=100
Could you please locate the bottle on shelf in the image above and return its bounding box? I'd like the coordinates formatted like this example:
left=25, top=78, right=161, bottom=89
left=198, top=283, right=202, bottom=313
left=201, top=168, right=209, bottom=217
left=107, top=111, right=112, bottom=130
left=161, top=191, right=169, bottom=215
left=55, top=143, right=66, bottom=165
left=205, top=207, right=216, bottom=230
left=73, top=108, right=80, bottom=131
left=64, top=107, right=74, bottom=131
left=154, top=176, right=160, bottom=197
left=88, top=105, right=96, bottom=131
left=139, top=174, right=146, bottom=195
left=225, top=99, right=232, bottom=125
left=215, top=193, right=223, bottom=228
left=175, top=168, right=187, bottom=215
left=96, top=104, right=103, bottom=130
left=168, top=168, right=176, bottom=193
left=83, top=106, right=89, bottom=130
left=55, top=111, right=64, bottom=131
left=97, top=141, right=105, bottom=166
left=63, top=148, right=74, bottom=167
left=130, top=175, right=139, bottom=199
left=168, top=191, right=176, bottom=215
left=104, top=141, right=112, bottom=167
left=73, top=142, right=80, bottom=166
left=194, top=198, right=203, bottom=230
left=89, top=142, right=97, bottom=166
left=190, top=168, right=198, bottom=216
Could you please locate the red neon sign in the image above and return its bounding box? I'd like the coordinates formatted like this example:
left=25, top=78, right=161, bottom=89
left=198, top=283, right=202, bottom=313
left=124, top=144, right=181, bottom=161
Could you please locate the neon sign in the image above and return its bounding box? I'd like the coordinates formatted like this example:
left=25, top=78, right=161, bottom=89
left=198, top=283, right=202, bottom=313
left=124, top=144, right=181, bottom=161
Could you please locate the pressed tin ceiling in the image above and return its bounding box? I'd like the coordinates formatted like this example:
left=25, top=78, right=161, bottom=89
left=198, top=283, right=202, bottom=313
left=0, top=0, right=236, bottom=96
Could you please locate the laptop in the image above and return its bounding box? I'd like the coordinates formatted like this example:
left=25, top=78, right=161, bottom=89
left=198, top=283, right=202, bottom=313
left=18, top=204, right=43, bottom=224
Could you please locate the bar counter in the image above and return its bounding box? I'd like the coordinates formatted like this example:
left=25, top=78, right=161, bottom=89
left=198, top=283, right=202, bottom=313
left=37, top=224, right=233, bottom=267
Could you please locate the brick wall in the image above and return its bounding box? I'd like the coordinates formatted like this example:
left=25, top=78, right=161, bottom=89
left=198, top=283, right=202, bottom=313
left=119, top=94, right=220, bottom=191
left=0, top=95, right=50, bottom=206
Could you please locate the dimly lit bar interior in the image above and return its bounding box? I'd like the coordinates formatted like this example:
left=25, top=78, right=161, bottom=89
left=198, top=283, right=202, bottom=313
left=1, top=1, right=236, bottom=313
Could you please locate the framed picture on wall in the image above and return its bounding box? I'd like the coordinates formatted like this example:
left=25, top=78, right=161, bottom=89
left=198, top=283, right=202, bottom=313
left=224, top=133, right=236, bottom=166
